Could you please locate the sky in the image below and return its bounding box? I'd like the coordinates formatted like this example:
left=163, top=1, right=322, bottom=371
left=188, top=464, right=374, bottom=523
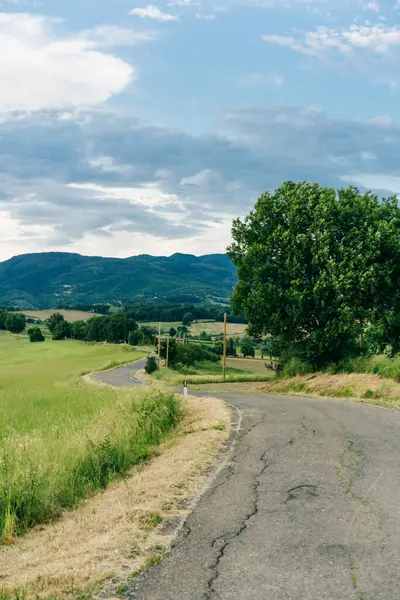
left=1, top=0, right=400, bottom=261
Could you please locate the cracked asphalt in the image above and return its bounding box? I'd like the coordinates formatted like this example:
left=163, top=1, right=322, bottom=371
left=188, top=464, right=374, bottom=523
left=97, top=363, right=400, bottom=599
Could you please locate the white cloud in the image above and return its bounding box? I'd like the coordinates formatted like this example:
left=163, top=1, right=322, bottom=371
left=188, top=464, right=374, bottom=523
left=81, top=25, right=157, bottom=47
left=243, top=72, right=284, bottom=86
left=129, top=5, right=178, bottom=21
left=368, top=115, right=394, bottom=127
left=262, top=23, right=400, bottom=57
left=364, top=1, right=380, bottom=11
left=341, top=174, right=400, bottom=194
left=196, top=13, right=216, bottom=19
left=180, top=169, right=218, bottom=186
left=0, top=13, right=134, bottom=112
left=167, top=0, right=194, bottom=5
left=67, top=182, right=181, bottom=209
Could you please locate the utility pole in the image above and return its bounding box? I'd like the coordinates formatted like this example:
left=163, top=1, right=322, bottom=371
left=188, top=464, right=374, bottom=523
left=223, top=312, right=227, bottom=381
left=166, top=335, right=170, bottom=368
left=158, top=323, right=161, bottom=368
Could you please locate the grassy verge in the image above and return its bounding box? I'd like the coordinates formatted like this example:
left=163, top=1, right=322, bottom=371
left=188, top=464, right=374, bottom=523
left=0, top=395, right=230, bottom=600
left=0, top=332, right=180, bottom=541
left=152, top=361, right=274, bottom=386
left=279, top=354, right=400, bottom=382
left=256, top=371, right=400, bottom=408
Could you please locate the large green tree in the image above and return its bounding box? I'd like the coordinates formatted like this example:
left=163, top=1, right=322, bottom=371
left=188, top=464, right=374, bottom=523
left=229, top=181, right=400, bottom=366
left=107, top=315, right=137, bottom=344
left=53, top=320, right=72, bottom=340
left=5, top=313, right=26, bottom=334
left=71, top=320, right=88, bottom=341
left=47, top=313, right=65, bottom=334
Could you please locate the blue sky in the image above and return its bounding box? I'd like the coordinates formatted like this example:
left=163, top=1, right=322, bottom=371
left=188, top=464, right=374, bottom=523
left=1, top=0, right=400, bottom=260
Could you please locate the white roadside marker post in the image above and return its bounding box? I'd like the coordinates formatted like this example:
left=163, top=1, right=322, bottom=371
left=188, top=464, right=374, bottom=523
left=184, top=380, right=188, bottom=400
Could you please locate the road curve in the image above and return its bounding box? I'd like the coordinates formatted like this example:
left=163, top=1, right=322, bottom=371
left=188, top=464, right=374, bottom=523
left=97, top=362, right=400, bottom=599
left=95, top=357, right=148, bottom=387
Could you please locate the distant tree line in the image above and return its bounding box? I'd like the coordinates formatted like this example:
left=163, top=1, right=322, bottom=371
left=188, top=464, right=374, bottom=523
left=122, top=301, right=247, bottom=324
left=44, top=313, right=158, bottom=345
left=158, top=339, right=221, bottom=368
left=55, top=303, right=111, bottom=315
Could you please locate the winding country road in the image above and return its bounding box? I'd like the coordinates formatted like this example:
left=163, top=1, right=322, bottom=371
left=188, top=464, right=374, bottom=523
left=97, top=362, right=400, bottom=599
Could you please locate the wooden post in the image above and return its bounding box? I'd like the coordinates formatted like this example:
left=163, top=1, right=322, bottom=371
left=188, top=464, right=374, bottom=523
left=166, top=335, right=170, bottom=368
left=158, top=323, right=161, bottom=368
left=223, top=312, right=227, bottom=381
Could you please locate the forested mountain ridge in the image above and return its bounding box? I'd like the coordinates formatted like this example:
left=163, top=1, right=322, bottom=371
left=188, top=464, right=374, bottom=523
left=0, top=252, right=237, bottom=309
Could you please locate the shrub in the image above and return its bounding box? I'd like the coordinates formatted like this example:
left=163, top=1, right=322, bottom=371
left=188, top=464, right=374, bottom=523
left=145, top=356, right=159, bottom=374
left=213, top=341, right=224, bottom=356
left=129, top=330, right=142, bottom=346
left=281, top=358, right=313, bottom=377
left=27, top=327, right=45, bottom=343
left=241, top=337, right=256, bottom=358
left=172, top=343, right=219, bottom=368
left=182, top=312, right=194, bottom=326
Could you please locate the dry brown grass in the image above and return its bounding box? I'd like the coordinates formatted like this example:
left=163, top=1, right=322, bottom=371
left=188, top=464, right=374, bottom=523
left=257, top=372, right=400, bottom=398
left=20, top=310, right=99, bottom=322
left=0, top=395, right=230, bottom=600
left=142, top=321, right=248, bottom=338
left=193, top=372, right=400, bottom=410
left=190, top=322, right=247, bottom=337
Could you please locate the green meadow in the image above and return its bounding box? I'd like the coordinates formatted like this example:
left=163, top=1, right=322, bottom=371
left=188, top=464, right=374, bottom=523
left=0, top=332, right=179, bottom=541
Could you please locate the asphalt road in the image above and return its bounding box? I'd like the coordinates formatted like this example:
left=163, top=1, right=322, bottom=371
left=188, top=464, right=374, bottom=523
left=97, top=362, right=400, bottom=599
left=96, top=357, right=148, bottom=387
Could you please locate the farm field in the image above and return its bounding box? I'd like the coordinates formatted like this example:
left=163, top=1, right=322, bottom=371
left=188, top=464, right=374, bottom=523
left=20, top=309, right=99, bottom=322
left=0, top=332, right=182, bottom=543
left=226, top=357, right=269, bottom=373
left=142, top=320, right=248, bottom=338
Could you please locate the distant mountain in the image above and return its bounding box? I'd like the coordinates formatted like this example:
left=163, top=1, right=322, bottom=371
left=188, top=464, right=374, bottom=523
left=0, top=252, right=237, bottom=309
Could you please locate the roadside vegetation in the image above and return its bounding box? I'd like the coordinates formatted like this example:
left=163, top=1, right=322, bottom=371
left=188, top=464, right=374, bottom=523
left=0, top=394, right=230, bottom=600
left=0, top=332, right=183, bottom=542
left=149, top=181, right=400, bottom=407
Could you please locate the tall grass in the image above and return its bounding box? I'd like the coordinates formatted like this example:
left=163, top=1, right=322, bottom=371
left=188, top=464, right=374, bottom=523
left=273, top=353, right=400, bottom=383
left=329, top=354, right=400, bottom=382
left=0, top=332, right=179, bottom=541
left=0, top=389, right=179, bottom=540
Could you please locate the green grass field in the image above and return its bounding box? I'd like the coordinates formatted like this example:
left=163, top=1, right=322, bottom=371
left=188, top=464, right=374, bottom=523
left=226, top=357, right=270, bottom=373
left=0, top=332, right=179, bottom=541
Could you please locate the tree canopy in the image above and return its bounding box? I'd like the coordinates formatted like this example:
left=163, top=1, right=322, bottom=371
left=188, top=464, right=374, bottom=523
left=28, top=327, right=45, bottom=343
left=5, top=313, right=26, bottom=334
left=182, top=312, right=195, bottom=326
left=229, top=181, right=400, bottom=367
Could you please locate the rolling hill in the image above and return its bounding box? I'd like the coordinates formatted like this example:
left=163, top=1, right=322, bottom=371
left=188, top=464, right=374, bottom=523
left=0, top=252, right=237, bottom=309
